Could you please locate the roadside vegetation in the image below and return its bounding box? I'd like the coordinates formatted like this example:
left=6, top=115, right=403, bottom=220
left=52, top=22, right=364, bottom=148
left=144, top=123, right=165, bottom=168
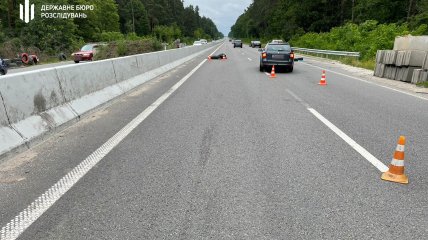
left=0, top=0, right=223, bottom=63
left=229, top=0, right=428, bottom=70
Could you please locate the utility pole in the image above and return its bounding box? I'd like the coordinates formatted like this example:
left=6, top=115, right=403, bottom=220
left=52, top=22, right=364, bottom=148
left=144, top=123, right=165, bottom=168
left=352, top=0, right=355, bottom=23
left=131, top=0, right=135, bottom=33
left=407, top=0, right=414, bottom=20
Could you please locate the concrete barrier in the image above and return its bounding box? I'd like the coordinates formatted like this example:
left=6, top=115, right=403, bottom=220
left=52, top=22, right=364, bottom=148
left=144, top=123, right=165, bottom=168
left=0, top=42, right=220, bottom=156
left=375, top=50, right=385, bottom=64
left=411, top=69, right=423, bottom=84
left=136, top=52, right=160, bottom=73
left=374, top=63, right=386, bottom=77
left=111, top=55, right=141, bottom=82
left=394, top=36, right=428, bottom=51
left=422, top=53, right=428, bottom=70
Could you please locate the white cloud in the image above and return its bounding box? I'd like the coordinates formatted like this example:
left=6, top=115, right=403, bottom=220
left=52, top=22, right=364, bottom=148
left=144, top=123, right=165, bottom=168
left=184, top=0, right=252, bottom=35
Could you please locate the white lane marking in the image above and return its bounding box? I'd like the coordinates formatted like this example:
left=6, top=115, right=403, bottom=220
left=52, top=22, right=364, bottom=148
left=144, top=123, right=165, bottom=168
left=308, top=108, right=388, bottom=172
left=286, top=89, right=389, bottom=173
left=248, top=58, right=252, bottom=61
left=300, top=61, right=428, bottom=101
left=264, top=72, right=270, bottom=76
left=0, top=43, right=224, bottom=240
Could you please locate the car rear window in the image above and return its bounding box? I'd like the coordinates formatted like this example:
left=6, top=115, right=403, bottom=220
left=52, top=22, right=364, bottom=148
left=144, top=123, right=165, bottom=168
left=266, top=44, right=291, bottom=52
left=235, top=40, right=242, bottom=43
left=81, top=45, right=94, bottom=51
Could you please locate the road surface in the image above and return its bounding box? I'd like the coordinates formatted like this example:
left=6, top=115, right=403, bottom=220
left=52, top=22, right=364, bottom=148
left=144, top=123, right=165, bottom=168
left=0, top=42, right=427, bottom=239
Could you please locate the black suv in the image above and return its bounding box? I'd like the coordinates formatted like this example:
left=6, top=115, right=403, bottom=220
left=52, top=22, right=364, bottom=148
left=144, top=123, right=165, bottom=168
left=259, top=43, right=295, bottom=72
left=233, top=40, right=243, bottom=48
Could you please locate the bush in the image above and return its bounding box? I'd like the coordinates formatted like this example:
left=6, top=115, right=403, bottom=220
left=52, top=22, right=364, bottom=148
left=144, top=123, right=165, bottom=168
left=290, top=20, right=428, bottom=61
left=98, top=31, right=125, bottom=42
left=93, top=38, right=162, bottom=60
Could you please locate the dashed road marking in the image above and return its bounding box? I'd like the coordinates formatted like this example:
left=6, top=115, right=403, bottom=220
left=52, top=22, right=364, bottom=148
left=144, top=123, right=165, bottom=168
left=286, top=89, right=389, bottom=173
left=0, top=43, right=225, bottom=240
left=248, top=58, right=252, bottom=61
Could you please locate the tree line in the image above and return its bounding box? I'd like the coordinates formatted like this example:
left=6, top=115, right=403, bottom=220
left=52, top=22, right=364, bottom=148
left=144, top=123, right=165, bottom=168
left=229, top=0, right=428, bottom=40
left=0, top=0, right=223, bottom=57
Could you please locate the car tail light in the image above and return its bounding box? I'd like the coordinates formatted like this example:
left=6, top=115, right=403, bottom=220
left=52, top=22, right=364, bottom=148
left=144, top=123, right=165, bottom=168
left=290, top=52, right=295, bottom=59
left=262, top=52, right=267, bottom=59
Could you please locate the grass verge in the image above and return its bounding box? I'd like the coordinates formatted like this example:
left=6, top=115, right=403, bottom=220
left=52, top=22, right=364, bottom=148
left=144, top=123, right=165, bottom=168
left=416, top=82, right=428, bottom=88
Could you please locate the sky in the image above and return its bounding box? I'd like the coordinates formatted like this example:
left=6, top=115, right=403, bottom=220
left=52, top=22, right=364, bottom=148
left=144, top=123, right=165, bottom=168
left=184, top=0, right=253, bottom=36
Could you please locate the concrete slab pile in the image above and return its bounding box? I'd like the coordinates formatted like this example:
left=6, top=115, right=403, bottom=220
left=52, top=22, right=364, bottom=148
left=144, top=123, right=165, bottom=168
left=373, top=36, right=428, bottom=84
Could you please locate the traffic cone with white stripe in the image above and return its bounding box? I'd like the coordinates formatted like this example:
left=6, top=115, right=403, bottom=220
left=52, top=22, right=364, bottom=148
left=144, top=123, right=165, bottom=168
left=269, top=65, right=276, bottom=78
left=208, top=56, right=211, bottom=61
left=381, top=136, right=409, bottom=184
left=319, top=70, right=327, bottom=85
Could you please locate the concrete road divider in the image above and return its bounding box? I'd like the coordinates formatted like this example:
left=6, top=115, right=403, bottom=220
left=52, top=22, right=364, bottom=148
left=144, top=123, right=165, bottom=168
left=111, top=55, right=141, bottom=82
left=136, top=52, right=160, bottom=73
left=0, top=69, right=78, bottom=145
left=0, top=42, right=220, bottom=157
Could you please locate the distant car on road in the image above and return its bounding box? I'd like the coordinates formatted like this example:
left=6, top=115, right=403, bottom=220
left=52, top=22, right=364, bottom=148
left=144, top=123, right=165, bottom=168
left=233, top=39, right=243, bottom=48
left=72, top=43, right=102, bottom=63
left=250, top=40, right=261, bottom=48
left=259, top=42, right=297, bottom=72
left=200, top=39, right=208, bottom=44
left=193, top=41, right=202, bottom=46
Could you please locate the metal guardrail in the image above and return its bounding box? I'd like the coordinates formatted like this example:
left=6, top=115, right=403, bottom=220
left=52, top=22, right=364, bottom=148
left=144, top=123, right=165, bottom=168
left=293, top=47, right=360, bottom=58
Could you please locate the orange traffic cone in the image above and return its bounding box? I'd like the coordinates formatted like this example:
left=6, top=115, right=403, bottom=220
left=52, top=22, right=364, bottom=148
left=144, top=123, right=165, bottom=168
left=269, top=65, right=276, bottom=78
left=319, top=70, right=327, bottom=85
left=381, top=136, right=409, bottom=184
left=208, top=56, right=211, bottom=61
left=221, top=55, right=226, bottom=61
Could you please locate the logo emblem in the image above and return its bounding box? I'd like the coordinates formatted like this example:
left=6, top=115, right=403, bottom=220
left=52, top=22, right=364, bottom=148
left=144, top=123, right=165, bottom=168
left=20, top=0, right=35, bottom=23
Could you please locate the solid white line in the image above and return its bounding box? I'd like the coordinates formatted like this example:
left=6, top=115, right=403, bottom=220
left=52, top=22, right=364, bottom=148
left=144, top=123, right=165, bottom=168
left=307, top=108, right=389, bottom=172
left=0, top=43, right=224, bottom=240
left=300, top=61, right=428, bottom=101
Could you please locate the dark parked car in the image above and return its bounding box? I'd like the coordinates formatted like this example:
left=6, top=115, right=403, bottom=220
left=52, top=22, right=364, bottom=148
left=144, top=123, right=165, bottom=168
left=72, top=43, right=103, bottom=63
left=259, top=43, right=300, bottom=73
left=250, top=40, right=261, bottom=48
left=233, top=40, right=243, bottom=48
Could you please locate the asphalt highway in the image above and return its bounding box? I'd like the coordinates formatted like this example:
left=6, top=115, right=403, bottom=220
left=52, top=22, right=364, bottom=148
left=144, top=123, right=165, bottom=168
left=1, top=42, right=427, bottom=239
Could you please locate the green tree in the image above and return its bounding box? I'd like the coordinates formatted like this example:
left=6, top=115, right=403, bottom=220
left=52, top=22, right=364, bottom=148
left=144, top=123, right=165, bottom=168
left=74, top=0, right=120, bottom=41
left=117, top=0, right=150, bottom=36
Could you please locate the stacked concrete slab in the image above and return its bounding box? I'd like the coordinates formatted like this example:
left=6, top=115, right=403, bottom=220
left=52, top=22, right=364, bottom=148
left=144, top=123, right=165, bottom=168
left=373, top=35, right=428, bottom=84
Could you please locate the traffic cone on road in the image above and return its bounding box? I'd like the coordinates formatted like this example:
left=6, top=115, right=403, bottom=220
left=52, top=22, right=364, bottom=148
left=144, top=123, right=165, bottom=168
left=318, top=70, right=327, bottom=85
left=381, top=136, right=409, bottom=184
left=221, top=55, right=226, bottom=61
left=269, top=65, right=277, bottom=78
left=208, top=56, right=211, bottom=61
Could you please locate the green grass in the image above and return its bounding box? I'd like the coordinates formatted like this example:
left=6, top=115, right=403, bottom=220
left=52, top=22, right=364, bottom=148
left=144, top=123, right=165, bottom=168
left=40, top=57, right=62, bottom=64
left=340, top=58, right=376, bottom=70
left=416, top=82, right=428, bottom=88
